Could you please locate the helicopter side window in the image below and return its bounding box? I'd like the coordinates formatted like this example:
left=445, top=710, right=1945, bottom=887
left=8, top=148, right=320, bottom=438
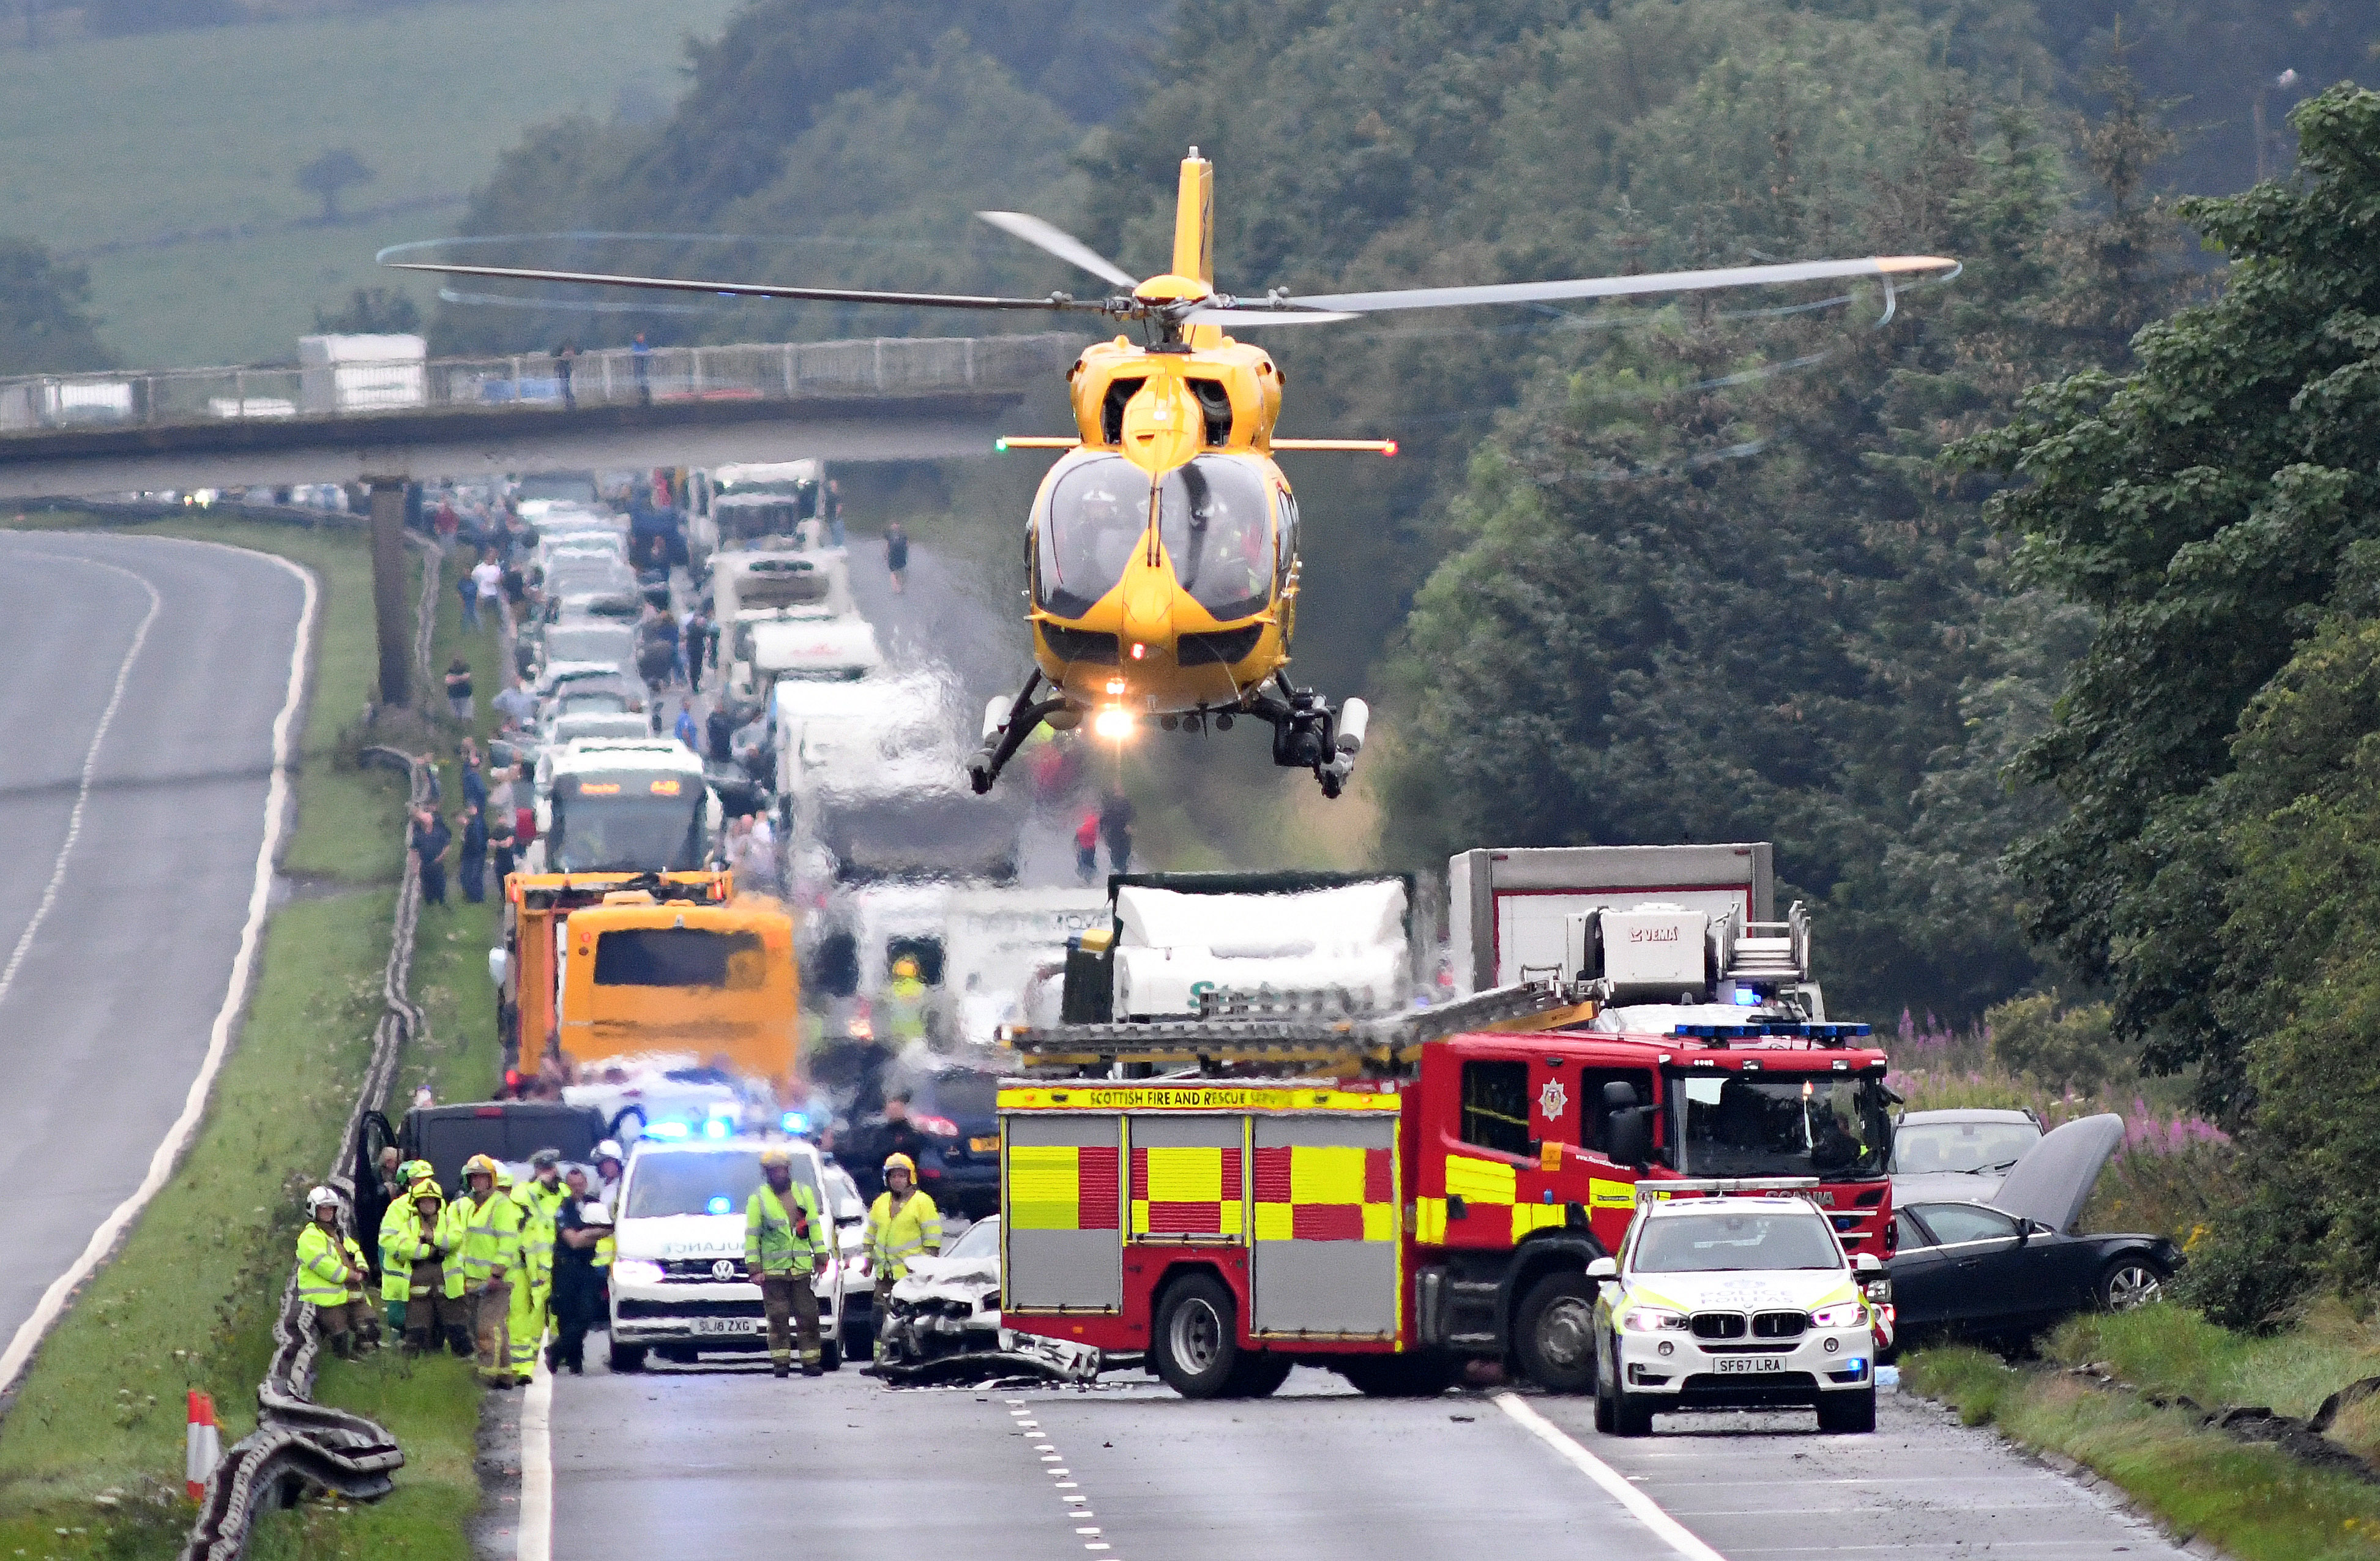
left=1036, top=455, right=1152, bottom=619
left=1100, top=378, right=1148, bottom=446
left=1188, top=378, right=1234, bottom=446
left=1275, top=487, right=1300, bottom=590
left=1158, top=456, right=1274, bottom=623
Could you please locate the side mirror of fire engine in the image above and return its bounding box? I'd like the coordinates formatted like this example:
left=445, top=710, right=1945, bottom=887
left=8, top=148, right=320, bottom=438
left=1606, top=1109, right=1653, bottom=1170
left=1586, top=1257, right=1617, bottom=1282
left=1852, top=1252, right=1884, bottom=1275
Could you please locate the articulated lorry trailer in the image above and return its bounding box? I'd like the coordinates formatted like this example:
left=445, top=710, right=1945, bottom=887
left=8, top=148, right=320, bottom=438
left=994, top=844, right=1894, bottom=1399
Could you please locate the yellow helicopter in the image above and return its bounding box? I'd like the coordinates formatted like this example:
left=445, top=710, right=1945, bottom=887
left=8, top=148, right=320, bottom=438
left=390, top=152, right=1953, bottom=798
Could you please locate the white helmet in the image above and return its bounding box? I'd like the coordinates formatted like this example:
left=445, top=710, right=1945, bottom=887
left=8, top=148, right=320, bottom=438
left=580, top=1204, right=614, bottom=1227
left=594, top=1139, right=624, bottom=1163
left=305, top=1186, right=343, bottom=1215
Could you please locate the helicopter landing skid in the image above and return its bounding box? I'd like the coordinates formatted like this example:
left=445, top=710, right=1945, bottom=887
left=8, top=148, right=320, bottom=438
left=969, top=672, right=1068, bottom=795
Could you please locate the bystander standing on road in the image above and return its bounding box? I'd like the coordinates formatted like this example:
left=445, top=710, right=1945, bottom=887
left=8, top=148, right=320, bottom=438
left=673, top=700, right=697, bottom=750
left=411, top=807, right=451, bottom=907
left=488, top=804, right=518, bottom=888
left=444, top=657, right=474, bottom=723
left=459, top=801, right=488, bottom=904
left=682, top=604, right=709, bottom=692
left=297, top=1186, right=378, bottom=1358
left=1074, top=809, right=1099, bottom=885
left=472, top=550, right=506, bottom=632
left=493, top=680, right=537, bottom=733
left=884, top=519, right=909, bottom=595
left=823, top=479, right=846, bottom=548
left=1100, top=788, right=1136, bottom=875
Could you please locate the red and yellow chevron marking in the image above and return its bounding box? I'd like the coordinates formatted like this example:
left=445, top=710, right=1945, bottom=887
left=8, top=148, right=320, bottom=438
left=1130, top=1146, right=1244, bottom=1237
left=1008, top=1144, right=1121, bottom=1232
left=1252, top=1144, right=1396, bottom=1243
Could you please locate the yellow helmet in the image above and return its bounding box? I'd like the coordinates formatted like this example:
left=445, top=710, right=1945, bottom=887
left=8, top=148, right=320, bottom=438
left=882, top=1152, right=917, bottom=1178
left=759, top=1145, right=794, bottom=1169
left=409, top=1178, right=444, bottom=1204
left=397, top=1158, right=431, bottom=1184
left=495, top=1166, right=516, bottom=1190
left=892, top=957, right=919, bottom=979
left=461, top=1154, right=501, bottom=1183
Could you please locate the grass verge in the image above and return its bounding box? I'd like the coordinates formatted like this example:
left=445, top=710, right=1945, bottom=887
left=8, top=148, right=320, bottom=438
left=1906, top=1314, right=2380, bottom=1561
left=0, top=513, right=499, bottom=1560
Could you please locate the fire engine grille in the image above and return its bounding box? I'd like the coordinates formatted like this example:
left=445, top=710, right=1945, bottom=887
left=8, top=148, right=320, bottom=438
left=1752, top=1311, right=1809, bottom=1339
left=1690, top=1312, right=1747, bottom=1341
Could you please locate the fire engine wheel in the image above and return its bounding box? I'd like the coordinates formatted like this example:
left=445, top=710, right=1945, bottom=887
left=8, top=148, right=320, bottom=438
left=1335, top=1353, right=1461, bottom=1398
left=1515, top=1271, right=1602, bottom=1394
left=1152, top=1273, right=1242, bottom=1399
left=1224, top=1353, right=1294, bottom=1398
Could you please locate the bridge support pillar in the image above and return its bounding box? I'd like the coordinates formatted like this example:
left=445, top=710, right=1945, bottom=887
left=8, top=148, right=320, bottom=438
left=365, top=476, right=411, bottom=708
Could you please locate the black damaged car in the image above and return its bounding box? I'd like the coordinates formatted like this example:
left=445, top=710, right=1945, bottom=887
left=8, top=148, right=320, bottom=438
left=1887, top=1114, right=2182, bottom=1346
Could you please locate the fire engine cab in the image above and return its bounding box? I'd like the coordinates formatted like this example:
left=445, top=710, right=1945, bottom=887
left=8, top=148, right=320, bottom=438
left=997, top=878, right=1895, bottom=1400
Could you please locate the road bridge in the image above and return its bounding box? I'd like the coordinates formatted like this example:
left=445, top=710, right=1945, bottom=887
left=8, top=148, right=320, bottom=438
left=0, top=332, right=1078, bottom=500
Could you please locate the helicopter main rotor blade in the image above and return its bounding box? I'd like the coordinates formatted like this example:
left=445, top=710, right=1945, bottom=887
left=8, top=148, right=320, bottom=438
left=976, top=211, right=1141, bottom=291
left=382, top=260, right=1121, bottom=315
left=1185, top=255, right=1958, bottom=323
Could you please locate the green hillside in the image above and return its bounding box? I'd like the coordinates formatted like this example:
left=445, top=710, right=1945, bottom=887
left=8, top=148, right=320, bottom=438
left=0, top=0, right=742, bottom=365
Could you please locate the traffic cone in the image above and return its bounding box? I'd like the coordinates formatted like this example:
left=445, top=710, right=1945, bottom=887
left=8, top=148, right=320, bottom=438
left=184, top=1391, right=220, bottom=1500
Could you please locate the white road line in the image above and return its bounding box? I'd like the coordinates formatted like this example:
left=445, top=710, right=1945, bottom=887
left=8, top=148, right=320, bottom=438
left=0, top=542, right=315, bottom=1397
left=0, top=553, right=160, bottom=1003
left=520, top=1357, right=555, bottom=1561
left=1494, top=1394, right=1729, bottom=1561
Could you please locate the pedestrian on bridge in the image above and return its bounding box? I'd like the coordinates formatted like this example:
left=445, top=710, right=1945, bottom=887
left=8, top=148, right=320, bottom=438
left=297, top=1186, right=378, bottom=1360
left=745, top=1147, right=826, bottom=1377
left=862, top=1153, right=942, bottom=1351
left=442, top=1155, right=522, bottom=1388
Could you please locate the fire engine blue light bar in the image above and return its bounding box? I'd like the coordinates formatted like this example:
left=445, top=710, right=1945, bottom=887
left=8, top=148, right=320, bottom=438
left=1669, top=1022, right=1875, bottom=1039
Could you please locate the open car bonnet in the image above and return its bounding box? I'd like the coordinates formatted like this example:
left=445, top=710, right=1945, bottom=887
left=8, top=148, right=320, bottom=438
left=1987, top=1112, right=2123, bottom=1234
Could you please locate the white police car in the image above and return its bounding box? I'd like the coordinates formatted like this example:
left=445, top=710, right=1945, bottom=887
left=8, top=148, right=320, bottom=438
left=605, top=1137, right=850, bottom=1371
left=1592, top=1181, right=1882, bottom=1436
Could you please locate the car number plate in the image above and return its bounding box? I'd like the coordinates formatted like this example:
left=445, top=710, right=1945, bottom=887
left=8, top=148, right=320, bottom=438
left=970, top=1135, right=1000, bottom=1153
left=1712, top=1355, right=1789, bottom=1374
left=690, top=1317, right=759, bottom=1336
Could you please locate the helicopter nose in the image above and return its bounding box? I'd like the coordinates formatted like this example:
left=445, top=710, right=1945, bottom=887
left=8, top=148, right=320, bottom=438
left=1123, top=574, right=1176, bottom=648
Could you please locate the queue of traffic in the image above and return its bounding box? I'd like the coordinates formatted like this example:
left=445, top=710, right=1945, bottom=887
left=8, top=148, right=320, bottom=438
left=299, top=474, right=2173, bottom=1436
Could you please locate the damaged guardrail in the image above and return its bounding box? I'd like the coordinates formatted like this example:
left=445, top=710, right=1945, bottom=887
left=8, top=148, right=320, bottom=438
left=178, top=550, right=445, bottom=1561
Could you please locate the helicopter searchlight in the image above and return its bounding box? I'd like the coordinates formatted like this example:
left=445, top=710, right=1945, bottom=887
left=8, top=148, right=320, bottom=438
left=387, top=150, right=1955, bottom=799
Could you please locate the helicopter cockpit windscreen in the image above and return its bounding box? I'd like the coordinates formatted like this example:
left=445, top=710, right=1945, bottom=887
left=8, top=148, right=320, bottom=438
left=1036, top=455, right=1152, bottom=618
left=1158, top=457, right=1274, bottom=622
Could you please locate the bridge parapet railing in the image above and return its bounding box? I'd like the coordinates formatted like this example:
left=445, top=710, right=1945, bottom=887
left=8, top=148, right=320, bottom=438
left=0, top=332, right=1080, bottom=436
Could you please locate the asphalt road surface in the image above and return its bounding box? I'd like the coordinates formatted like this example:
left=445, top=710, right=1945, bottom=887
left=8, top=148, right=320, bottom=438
left=541, top=1359, right=2194, bottom=1561
left=0, top=530, right=308, bottom=1384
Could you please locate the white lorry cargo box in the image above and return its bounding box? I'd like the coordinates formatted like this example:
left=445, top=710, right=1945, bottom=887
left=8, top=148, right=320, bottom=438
left=1110, top=878, right=1411, bottom=1020
left=298, top=332, right=426, bottom=413
left=1449, top=843, right=1772, bottom=995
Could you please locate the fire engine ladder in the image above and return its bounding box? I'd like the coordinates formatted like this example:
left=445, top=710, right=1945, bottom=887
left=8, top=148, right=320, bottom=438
left=1712, top=900, right=1811, bottom=984
left=1001, top=981, right=1585, bottom=1073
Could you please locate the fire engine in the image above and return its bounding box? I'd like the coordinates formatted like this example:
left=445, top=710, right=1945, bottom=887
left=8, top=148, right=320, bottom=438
left=994, top=848, right=1896, bottom=1399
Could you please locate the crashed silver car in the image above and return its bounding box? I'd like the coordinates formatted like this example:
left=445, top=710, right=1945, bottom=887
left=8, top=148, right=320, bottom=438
left=873, top=1218, right=1099, bottom=1383
left=1887, top=1114, right=2181, bottom=1346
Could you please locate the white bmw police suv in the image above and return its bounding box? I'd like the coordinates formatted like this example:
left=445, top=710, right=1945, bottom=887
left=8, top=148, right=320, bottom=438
left=1591, top=1181, right=1883, bottom=1436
